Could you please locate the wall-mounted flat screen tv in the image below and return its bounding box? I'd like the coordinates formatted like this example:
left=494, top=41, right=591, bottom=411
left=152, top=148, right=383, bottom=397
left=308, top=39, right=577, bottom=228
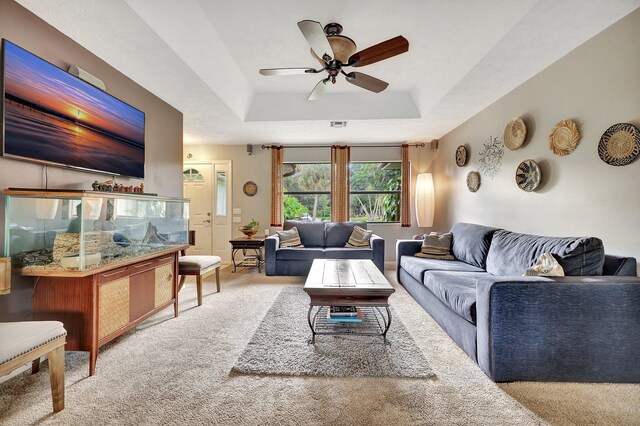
left=1, top=39, right=145, bottom=178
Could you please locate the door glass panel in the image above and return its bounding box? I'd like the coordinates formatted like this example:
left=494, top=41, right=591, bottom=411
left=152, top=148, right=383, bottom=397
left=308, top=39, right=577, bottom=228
left=216, top=171, right=227, bottom=216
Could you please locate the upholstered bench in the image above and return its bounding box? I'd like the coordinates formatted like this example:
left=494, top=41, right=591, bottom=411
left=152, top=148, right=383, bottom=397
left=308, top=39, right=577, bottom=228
left=0, top=321, right=67, bottom=412
left=178, top=255, right=222, bottom=306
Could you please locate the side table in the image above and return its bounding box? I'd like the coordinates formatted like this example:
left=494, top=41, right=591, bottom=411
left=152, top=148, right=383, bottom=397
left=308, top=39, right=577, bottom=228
left=229, top=237, right=265, bottom=273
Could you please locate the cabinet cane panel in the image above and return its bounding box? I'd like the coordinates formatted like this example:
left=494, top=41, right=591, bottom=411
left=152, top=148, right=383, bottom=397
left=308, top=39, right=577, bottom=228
left=98, top=277, right=130, bottom=340
left=154, top=263, right=174, bottom=308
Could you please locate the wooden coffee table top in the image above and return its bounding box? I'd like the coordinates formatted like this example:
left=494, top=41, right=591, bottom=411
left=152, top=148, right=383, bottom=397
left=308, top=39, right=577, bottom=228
left=303, top=259, right=394, bottom=306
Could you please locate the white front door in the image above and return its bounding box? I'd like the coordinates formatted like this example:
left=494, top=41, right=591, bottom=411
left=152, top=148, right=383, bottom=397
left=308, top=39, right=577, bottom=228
left=183, top=161, right=232, bottom=263
left=183, top=163, right=213, bottom=255
left=212, top=162, right=232, bottom=262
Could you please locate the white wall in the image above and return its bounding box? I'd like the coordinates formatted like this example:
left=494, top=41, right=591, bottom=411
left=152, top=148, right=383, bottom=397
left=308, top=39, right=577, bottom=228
left=184, top=144, right=435, bottom=261
left=433, top=9, right=640, bottom=273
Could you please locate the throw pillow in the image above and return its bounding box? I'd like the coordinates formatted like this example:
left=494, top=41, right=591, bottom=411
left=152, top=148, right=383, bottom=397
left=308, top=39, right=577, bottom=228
left=277, top=227, right=304, bottom=248
left=345, top=226, right=374, bottom=248
left=523, top=252, right=565, bottom=277
left=415, top=232, right=455, bottom=260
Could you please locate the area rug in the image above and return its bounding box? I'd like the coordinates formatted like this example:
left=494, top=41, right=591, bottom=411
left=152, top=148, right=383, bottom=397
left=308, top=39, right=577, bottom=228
left=231, top=286, right=435, bottom=379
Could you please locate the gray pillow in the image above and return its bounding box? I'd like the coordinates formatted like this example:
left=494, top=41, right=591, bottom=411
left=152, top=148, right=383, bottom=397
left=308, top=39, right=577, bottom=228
left=277, top=227, right=304, bottom=248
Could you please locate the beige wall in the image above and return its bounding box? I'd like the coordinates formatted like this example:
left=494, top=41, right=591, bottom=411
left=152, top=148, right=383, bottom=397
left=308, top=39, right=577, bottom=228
left=0, top=0, right=184, bottom=320
left=433, top=9, right=640, bottom=274
left=184, top=144, right=435, bottom=261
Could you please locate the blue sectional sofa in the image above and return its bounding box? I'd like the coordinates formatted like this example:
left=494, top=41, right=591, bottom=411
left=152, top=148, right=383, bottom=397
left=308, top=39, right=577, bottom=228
left=396, top=222, right=640, bottom=383
left=265, top=220, right=384, bottom=276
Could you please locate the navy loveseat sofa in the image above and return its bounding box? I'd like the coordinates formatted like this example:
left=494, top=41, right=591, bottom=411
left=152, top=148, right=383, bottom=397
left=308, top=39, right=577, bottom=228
left=265, top=220, right=384, bottom=276
left=396, top=222, right=640, bottom=383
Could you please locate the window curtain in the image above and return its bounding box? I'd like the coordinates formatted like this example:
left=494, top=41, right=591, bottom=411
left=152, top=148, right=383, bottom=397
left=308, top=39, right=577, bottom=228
left=400, top=143, right=411, bottom=227
left=270, top=146, right=284, bottom=227
left=330, top=145, right=350, bottom=222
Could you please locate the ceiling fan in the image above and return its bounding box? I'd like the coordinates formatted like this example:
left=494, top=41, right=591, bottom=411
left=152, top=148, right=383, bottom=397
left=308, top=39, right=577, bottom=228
left=259, top=20, right=409, bottom=101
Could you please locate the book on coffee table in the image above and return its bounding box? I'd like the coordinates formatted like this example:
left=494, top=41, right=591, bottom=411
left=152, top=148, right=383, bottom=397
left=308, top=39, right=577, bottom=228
left=329, top=306, right=358, bottom=317
left=326, top=308, right=363, bottom=323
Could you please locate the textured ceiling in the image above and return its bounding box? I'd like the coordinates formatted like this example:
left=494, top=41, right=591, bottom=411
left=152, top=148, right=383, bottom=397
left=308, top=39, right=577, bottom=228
left=15, top=0, right=640, bottom=145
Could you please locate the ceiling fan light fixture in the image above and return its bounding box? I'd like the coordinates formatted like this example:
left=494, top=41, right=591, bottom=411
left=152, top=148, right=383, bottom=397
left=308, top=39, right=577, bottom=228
left=330, top=121, right=347, bottom=128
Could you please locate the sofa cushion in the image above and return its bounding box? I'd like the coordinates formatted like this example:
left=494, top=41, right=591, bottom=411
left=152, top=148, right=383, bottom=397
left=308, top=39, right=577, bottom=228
left=423, top=271, right=485, bottom=324
left=275, top=248, right=325, bottom=261
left=345, top=225, right=374, bottom=248
left=416, top=232, right=455, bottom=260
left=450, top=223, right=500, bottom=269
left=284, top=220, right=325, bottom=247
left=324, top=247, right=373, bottom=260
left=325, top=222, right=366, bottom=247
left=485, top=229, right=605, bottom=276
left=277, top=227, right=304, bottom=248
left=400, top=255, right=484, bottom=283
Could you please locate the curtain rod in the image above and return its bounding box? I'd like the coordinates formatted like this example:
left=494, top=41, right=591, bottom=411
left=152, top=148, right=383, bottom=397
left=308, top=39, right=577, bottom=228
left=261, top=142, right=430, bottom=150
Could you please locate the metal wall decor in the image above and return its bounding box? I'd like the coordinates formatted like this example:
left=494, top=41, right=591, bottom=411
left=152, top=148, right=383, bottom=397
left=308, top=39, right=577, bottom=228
left=503, top=117, right=527, bottom=150
left=466, top=171, right=481, bottom=192
left=455, top=145, right=468, bottom=167
left=515, top=159, right=541, bottom=192
left=478, top=136, right=504, bottom=179
left=549, top=119, right=580, bottom=156
left=598, top=123, right=640, bottom=166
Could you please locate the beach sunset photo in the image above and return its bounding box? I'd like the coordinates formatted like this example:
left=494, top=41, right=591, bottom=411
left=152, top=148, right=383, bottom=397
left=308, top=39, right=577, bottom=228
left=2, top=40, right=145, bottom=178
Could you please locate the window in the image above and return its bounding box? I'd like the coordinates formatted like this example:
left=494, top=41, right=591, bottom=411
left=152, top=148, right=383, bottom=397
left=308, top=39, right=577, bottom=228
left=283, top=163, right=331, bottom=221
left=350, top=162, right=401, bottom=223
left=283, top=161, right=403, bottom=223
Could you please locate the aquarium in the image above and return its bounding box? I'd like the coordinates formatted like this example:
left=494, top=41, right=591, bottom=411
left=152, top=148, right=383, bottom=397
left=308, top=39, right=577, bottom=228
left=4, top=190, right=189, bottom=271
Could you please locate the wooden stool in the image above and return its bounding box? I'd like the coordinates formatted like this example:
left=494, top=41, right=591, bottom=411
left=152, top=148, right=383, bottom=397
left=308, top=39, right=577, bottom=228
left=178, top=255, right=222, bottom=306
left=0, top=321, right=67, bottom=412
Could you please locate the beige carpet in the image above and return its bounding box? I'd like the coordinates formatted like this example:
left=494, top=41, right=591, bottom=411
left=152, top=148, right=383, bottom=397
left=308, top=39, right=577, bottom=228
left=0, top=267, right=637, bottom=425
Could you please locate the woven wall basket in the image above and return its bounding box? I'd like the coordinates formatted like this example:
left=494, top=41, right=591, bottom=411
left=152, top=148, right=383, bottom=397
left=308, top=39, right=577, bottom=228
left=598, top=123, right=640, bottom=166
left=549, top=120, right=581, bottom=156
left=503, top=117, right=527, bottom=150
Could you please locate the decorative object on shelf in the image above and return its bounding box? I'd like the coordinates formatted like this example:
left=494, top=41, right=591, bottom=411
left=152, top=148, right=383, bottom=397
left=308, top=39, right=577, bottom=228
left=92, top=180, right=145, bottom=193
left=0, top=257, right=11, bottom=295
left=478, top=136, right=504, bottom=179
left=515, top=159, right=541, bottom=192
left=503, top=117, right=527, bottom=150
left=598, top=123, right=640, bottom=166
left=466, top=171, right=481, bottom=192
left=415, top=173, right=434, bottom=228
left=455, top=145, right=468, bottom=167
left=548, top=119, right=580, bottom=156
left=243, top=181, right=258, bottom=196
left=239, top=219, right=260, bottom=238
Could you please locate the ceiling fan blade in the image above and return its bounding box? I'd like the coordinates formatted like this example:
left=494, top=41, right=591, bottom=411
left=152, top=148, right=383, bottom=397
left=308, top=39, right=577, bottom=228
left=297, top=20, right=334, bottom=62
left=345, top=72, right=389, bottom=93
left=307, top=78, right=329, bottom=101
left=259, top=68, right=316, bottom=76
left=348, top=36, right=409, bottom=67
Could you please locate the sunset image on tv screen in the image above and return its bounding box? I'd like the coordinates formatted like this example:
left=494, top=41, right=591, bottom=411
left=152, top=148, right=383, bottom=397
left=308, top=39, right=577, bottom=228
left=2, top=40, right=145, bottom=178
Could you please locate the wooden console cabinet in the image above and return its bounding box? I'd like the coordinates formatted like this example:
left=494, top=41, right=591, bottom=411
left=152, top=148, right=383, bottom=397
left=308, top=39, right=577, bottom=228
left=29, top=248, right=185, bottom=376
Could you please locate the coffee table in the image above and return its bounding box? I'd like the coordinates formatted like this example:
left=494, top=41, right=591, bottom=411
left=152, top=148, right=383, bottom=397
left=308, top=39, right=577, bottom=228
left=303, top=259, right=395, bottom=344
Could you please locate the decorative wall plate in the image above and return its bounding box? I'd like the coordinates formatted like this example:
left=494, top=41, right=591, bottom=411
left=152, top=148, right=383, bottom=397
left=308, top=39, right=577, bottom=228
left=549, top=120, right=580, bottom=156
left=598, top=123, right=640, bottom=166
left=515, top=159, right=541, bottom=192
left=503, top=117, right=527, bottom=150
left=455, top=145, right=468, bottom=167
left=466, top=171, right=481, bottom=192
left=243, top=181, right=258, bottom=196
left=478, top=136, right=504, bottom=179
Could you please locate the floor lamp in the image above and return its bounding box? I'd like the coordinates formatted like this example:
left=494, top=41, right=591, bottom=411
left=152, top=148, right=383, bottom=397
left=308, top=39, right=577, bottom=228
left=415, top=173, right=434, bottom=228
